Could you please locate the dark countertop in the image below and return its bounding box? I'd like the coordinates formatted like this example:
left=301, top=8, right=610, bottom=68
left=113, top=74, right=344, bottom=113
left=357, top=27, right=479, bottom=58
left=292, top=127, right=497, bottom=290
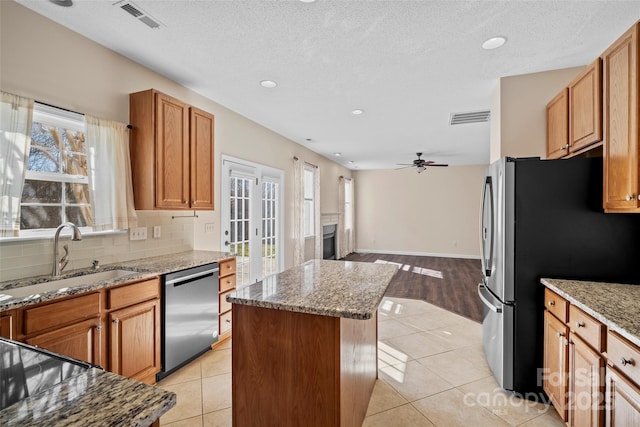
left=227, top=259, right=399, bottom=320
left=0, top=250, right=234, bottom=311
left=0, top=338, right=175, bottom=426
left=541, top=278, right=640, bottom=348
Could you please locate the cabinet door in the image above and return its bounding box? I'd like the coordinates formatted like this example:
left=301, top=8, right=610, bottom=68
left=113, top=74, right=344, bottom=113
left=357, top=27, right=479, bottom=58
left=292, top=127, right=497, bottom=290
left=547, top=88, right=569, bottom=159
left=109, top=299, right=160, bottom=382
left=0, top=311, right=14, bottom=339
left=155, top=92, right=190, bottom=209
left=603, top=23, right=640, bottom=211
left=606, top=368, right=640, bottom=427
left=190, top=107, right=214, bottom=209
left=568, top=333, right=605, bottom=427
left=26, top=318, right=102, bottom=366
left=569, top=58, right=602, bottom=152
left=544, top=310, right=569, bottom=421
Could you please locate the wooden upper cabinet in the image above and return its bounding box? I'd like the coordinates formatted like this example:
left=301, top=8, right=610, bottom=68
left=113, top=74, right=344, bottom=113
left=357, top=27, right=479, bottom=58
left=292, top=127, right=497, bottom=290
left=129, top=89, right=214, bottom=210
left=569, top=58, right=603, bottom=153
left=547, top=88, right=569, bottom=159
left=603, top=22, right=640, bottom=212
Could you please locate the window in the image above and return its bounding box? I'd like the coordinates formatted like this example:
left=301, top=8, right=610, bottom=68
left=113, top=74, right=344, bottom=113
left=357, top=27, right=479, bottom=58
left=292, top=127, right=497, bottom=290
left=21, top=103, right=92, bottom=231
left=303, top=165, right=315, bottom=237
left=345, top=178, right=353, bottom=230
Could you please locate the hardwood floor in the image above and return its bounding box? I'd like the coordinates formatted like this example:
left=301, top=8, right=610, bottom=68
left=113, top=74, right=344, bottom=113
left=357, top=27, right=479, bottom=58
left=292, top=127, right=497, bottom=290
left=343, top=253, right=483, bottom=323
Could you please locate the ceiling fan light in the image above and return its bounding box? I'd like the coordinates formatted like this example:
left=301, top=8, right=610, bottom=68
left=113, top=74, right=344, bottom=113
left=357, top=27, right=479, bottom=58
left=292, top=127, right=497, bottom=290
left=417, top=166, right=426, bottom=173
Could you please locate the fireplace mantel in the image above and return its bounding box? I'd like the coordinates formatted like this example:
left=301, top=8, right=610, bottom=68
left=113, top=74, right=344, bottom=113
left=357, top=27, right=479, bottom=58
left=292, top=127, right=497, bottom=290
left=321, top=213, right=339, bottom=226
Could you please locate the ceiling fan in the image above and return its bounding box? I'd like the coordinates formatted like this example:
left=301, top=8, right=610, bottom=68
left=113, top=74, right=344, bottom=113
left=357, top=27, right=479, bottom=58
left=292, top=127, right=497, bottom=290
left=396, top=153, right=449, bottom=173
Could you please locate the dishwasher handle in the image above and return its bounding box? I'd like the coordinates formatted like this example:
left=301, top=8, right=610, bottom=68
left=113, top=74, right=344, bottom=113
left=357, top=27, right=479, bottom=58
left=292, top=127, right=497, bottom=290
left=166, top=268, right=219, bottom=286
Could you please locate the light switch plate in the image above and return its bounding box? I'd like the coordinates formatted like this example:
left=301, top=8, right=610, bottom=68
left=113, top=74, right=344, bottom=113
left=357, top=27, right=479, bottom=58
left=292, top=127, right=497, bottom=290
left=153, top=225, right=161, bottom=238
left=205, top=223, right=215, bottom=234
left=129, top=227, right=147, bottom=241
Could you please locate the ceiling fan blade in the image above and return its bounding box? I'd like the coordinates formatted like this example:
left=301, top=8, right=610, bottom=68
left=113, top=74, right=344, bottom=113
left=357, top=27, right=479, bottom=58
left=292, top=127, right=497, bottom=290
left=427, top=163, right=449, bottom=167
left=394, top=165, right=414, bottom=170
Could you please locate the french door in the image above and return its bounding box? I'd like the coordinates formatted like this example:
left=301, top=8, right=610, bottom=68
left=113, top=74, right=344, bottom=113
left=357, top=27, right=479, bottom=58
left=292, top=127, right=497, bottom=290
left=221, top=156, right=283, bottom=286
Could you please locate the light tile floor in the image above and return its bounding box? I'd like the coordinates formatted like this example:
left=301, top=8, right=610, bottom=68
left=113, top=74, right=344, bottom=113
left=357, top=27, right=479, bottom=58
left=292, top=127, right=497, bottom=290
left=157, top=297, right=564, bottom=426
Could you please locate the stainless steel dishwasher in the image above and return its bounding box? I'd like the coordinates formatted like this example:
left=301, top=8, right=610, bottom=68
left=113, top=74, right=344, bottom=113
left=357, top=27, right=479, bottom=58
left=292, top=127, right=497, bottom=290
left=157, top=262, right=219, bottom=381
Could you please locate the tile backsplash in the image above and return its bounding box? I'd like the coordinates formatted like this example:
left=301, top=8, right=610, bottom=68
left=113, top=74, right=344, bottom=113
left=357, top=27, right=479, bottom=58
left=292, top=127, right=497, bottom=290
left=0, top=211, right=196, bottom=282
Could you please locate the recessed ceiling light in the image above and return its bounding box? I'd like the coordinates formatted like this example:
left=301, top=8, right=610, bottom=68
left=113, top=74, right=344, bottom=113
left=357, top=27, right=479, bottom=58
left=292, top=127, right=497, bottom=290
left=299, top=0, right=316, bottom=2
left=305, top=138, right=313, bottom=142
left=349, top=160, right=354, bottom=164
left=49, top=0, right=73, bottom=6
left=260, top=80, right=277, bottom=88
left=334, top=152, right=342, bottom=156
left=482, top=36, right=507, bottom=50
left=351, top=109, right=364, bottom=115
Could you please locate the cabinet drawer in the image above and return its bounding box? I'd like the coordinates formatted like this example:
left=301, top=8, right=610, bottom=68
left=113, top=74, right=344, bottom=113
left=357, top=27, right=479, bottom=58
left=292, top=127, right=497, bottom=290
left=220, top=310, right=232, bottom=334
left=107, top=278, right=160, bottom=310
left=220, top=274, right=236, bottom=293
left=569, top=305, right=605, bottom=352
left=23, top=292, right=100, bottom=336
left=220, top=258, right=236, bottom=277
left=220, top=289, right=233, bottom=314
left=608, top=331, right=640, bottom=385
left=545, top=288, right=568, bottom=322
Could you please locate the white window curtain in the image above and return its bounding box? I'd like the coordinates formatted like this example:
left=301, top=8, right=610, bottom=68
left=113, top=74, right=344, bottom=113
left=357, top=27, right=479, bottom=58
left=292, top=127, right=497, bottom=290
left=337, top=176, right=355, bottom=258
left=0, top=91, right=33, bottom=237
left=85, top=115, right=137, bottom=231
left=312, top=164, right=322, bottom=259
left=293, top=156, right=304, bottom=265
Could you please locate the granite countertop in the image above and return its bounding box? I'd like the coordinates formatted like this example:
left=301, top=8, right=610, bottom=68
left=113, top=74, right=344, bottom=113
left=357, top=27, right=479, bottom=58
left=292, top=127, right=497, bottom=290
left=0, top=367, right=175, bottom=426
left=0, top=250, right=234, bottom=311
left=227, top=259, right=399, bottom=320
left=541, top=278, right=640, bottom=348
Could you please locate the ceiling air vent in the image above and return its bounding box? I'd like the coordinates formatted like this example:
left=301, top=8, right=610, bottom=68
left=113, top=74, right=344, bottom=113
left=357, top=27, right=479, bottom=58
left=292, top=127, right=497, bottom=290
left=449, top=110, right=491, bottom=125
left=114, top=1, right=162, bottom=29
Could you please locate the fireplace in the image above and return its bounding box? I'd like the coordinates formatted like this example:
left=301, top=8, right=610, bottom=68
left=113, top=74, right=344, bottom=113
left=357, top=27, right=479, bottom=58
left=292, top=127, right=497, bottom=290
left=322, top=224, right=337, bottom=260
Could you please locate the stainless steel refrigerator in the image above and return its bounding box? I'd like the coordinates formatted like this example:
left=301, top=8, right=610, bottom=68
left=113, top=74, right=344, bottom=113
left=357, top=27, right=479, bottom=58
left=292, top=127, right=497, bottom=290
left=478, top=156, right=640, bottom=395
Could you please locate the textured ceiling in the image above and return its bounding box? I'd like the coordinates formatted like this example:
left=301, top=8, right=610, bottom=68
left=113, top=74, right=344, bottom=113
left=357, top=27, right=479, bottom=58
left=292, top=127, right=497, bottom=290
left=15, top=0, right=640, bottom=169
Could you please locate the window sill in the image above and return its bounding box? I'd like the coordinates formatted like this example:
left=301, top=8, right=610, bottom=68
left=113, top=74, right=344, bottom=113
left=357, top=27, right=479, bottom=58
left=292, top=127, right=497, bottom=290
left=0, top=229, right=127, bottom=243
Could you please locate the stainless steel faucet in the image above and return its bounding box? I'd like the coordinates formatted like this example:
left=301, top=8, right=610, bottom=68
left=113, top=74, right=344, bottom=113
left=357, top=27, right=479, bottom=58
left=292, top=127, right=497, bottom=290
left=52, top=222, right=82, bottom=276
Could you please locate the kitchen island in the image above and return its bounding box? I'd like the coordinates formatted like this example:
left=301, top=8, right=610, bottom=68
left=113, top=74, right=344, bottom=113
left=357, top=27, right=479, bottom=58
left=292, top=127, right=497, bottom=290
left=227, top=259, right=399, bottom=427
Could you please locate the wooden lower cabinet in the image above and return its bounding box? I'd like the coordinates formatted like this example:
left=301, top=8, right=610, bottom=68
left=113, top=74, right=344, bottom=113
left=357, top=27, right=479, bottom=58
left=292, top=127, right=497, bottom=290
left=217, top=257, right=236, bottom=343
left=26, top=317, right=102, bottom=366
left=108, top=298, right=160, bottom=384
left=0, top=310, right=15, bottom=339
left=606, top=368, right=640, bottom=427
left=544, top=309, right=569, bottom=421
left=568, top=332, right=605, bottom=427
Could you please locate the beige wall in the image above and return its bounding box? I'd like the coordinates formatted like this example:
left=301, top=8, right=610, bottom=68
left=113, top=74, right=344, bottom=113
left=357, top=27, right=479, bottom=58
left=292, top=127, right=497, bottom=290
left=354, top=166, right=486, bottom=258
left=0, top=1, right=351, bottom=281
left=495, top=66, right=584, bottom=160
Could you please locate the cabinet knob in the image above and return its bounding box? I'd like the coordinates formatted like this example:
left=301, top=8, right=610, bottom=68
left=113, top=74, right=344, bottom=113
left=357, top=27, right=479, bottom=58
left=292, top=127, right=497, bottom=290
left=183, top=200, right=188, bottom=204
left=113, top=319, right=120, bottom=324
left=626, top=194, right=636, bottom=201
left=95, top=325, right=102, bottom=331
left=621, top=357, right=635, bottom=367
left=548, top=301, right=555, bottom=307
left=226, top=319, right=231, bottom=323
left=557, top=331, right=565, bottom=337
left=192, top=200, right=197, bottom=205
left=576, top=321, right=585, bottom=328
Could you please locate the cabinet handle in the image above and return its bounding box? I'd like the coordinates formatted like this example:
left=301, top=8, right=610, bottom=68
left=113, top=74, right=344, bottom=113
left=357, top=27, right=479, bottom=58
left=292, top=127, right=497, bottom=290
left=576, top=321, right=585, bottom=328
left=557, top=331, right=565, bottom=337
left=548, top=301, right=555, bottom=307
left=621, top=357, right=635, bottom=367
left=113, top=319, right=120, bottom=324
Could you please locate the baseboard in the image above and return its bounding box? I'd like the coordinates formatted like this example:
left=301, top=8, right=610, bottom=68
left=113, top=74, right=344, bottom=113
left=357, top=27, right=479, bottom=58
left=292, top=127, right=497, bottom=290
left=353, top=248, right=480, bottom=260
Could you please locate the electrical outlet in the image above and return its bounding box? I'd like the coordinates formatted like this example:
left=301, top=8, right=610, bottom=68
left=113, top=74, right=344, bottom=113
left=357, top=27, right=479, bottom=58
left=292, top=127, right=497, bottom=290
left=205, top=223, right=215, bottom=233
left=129, top=227, right=148, bottom=241
left=153, top=225, right=161, bottom=238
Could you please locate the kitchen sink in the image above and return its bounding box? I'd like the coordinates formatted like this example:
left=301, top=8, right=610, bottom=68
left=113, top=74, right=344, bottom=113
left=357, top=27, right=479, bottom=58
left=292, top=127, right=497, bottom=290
left=0, top=270, right=139, bottom=298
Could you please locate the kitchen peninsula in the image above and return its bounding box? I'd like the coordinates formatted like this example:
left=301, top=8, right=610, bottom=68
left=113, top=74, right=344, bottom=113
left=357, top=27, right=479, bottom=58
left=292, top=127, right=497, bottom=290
left=227, top=259, right=399, bottom=427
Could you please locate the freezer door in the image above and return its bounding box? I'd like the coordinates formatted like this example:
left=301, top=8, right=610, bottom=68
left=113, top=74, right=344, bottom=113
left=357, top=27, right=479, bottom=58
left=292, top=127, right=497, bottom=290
left=478, top=283, right=514, bottom=391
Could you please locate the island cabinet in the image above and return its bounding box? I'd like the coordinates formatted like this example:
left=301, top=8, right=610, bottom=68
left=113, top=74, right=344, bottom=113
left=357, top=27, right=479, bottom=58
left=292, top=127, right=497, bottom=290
left=606, top=331, right=640, bottom=426
left=217, top=257, right=236, bottom=342
left=129, top=89, right=214, bottom=210
left=543, top=289, right=606, bottom=426
left=105, top=277, right=161, bottom=385
left=602, top=22, right=640, bottom=212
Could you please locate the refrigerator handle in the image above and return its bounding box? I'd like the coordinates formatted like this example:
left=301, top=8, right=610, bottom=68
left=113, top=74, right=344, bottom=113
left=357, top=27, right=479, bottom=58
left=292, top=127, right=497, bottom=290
left=478, top=283, right=502, bottom=313
left=480, top=176, right=494, bottom=277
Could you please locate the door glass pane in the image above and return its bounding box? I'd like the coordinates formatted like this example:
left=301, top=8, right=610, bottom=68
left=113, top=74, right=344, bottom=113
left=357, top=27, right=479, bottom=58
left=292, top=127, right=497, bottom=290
left=262, top=181, right=279, bottom=278
left=230, top=176, right=251, bottom=286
